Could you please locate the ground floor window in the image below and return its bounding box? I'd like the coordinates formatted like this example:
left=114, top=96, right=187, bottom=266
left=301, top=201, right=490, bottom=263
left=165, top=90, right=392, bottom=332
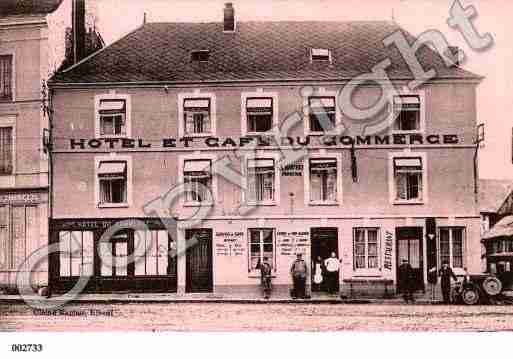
left=248, top=228, right=275, bottom=272
left=134, top=230, right=174, bottom=276
left=439, top=227, right=464, bottom=268
left=59, top=231, right=94, bottom=277
left=353, top=227, right=379, bottom=270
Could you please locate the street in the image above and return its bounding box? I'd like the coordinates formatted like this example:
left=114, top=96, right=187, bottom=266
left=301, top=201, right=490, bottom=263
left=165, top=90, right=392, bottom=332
left=1, top=302, right=513, bottom=331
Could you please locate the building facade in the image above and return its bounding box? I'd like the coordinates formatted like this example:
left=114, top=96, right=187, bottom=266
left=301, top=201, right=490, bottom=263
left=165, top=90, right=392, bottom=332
left=0, top=0, right=101, bottom=293
left=48, top=4, right=483, bottom=298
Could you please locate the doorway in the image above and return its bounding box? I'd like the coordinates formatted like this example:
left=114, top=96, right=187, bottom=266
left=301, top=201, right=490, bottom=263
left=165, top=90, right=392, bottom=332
left=186, top=228, right=213, bottom=293
left=396, top=227, right=424, bottom=292
left=310, top=227, right=339, bottom=292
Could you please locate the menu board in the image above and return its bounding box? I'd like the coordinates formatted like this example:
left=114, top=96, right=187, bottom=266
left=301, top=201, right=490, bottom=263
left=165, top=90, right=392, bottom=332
left=215, top=231, right=245, bottom=256
left=276, top=231, right=309, bottom=256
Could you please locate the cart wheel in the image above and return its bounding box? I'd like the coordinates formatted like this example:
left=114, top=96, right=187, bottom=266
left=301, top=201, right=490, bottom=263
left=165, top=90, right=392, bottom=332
left=461, top=286, right=480, bottom=305
left=482, top=276, right=502, bottom=296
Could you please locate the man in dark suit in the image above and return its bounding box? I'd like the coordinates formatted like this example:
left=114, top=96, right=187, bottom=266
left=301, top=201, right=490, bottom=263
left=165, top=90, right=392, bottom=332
left=398, top=259, right=415, bottom=303
left=439, top=261, right=458, bottom=304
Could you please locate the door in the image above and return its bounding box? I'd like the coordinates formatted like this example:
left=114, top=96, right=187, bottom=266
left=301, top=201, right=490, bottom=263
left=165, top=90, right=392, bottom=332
left=396, top=227, right=424, bottom=292
left=186, top=228, right=213, bottom=293
left=310, top=228, right=339, bottom=292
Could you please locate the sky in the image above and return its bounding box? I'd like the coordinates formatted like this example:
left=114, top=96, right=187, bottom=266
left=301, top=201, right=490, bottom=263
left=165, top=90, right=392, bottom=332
left=90, top=0, right=513, bottom=180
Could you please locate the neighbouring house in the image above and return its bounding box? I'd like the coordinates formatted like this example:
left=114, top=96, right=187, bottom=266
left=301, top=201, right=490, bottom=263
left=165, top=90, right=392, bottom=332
left=479, top=179, right=513, bottom=236
left=0, top=0, right=102, bottom=293
left=47, top=3, right=483, bottom=298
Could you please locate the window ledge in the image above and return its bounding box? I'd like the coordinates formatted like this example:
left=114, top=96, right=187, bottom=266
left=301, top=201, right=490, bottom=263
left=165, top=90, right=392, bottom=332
left=244, top=132, right=274, bottom=136
left=391, top=130, right=424, bottom=135
left=97, top=135, right=129, bottom=139
left=183, top=133, right=215, bottom=138
left=183, top=201, right=214, bottom=207
left=98, top=202, right=129, bottom=209
left=308, top=201, right=339, bottom=206
left=246, top=201, right=278, bottom=207
left=393, top=200, right=424, bottom=205
left=305, top=131, right=338, bottom=136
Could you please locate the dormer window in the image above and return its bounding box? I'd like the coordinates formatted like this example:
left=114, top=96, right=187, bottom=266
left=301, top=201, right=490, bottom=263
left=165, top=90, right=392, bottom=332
left=310, top=48, right=331, bottom=62
left=191, top=50, right=210, bottom=62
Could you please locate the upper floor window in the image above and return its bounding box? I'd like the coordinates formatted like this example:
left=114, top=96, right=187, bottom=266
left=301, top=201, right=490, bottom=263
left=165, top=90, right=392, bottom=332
left=0, top=127, right=13, bottom=175
left=439, top=227, right=464, bottom=269
left=0, top=55, right=13, bottom=101
left=310, top=48, right=331, bottom=62
left=246, top=97, right=273, bottom=133
left=183, top=98, right=211, bottom=135
left=99, top=99, right=126, bottom=137
left=309, top=158, right=337, bottom=203
left=183, top=159, right=212, bottom=204
left=308, top=96, right=336, bottom=133
left=191, top=50, right=210, bottom=62
left=98, top=161, right=127, bottom=205
left=393, top=95, right=421, bottom=132
left=247, top=158, right=276, bottom=204
left=393, top=157, right=423, bottom=202
left=353, top=228, right=380, bottom=271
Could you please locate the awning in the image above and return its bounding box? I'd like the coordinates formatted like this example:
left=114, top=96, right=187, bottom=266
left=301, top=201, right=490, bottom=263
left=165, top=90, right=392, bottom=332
left=394, top=158, right=422, bottom=168
left=99, top=99, right=126, bottom=112
left=184, top=160, right=211, bottom=172
left=248, top=159, right=274, bottom=168
left=394, top=95, right=420, bottom=108
left=311, top=48, right=330, bottom=57
left=184, top=99, right=210, bottom=109
left=247, top=98, right=272, bottom=109
left=98, top=161, right=126, bottom=176
left=310, top=158, right=337, bottom=165
left=309, top=97, right=335, bottom=108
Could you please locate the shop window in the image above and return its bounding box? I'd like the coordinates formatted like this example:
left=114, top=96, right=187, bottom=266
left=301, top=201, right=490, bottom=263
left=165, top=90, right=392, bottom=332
left=246, top=97, right=273, bottom=133
left=0, top=126, right=13, bottom=175
left=59, top=231, right=94, bottom=277
left=393, top=95, right=421, bottom=132
left=308, top=96, right=336, bottom=133
left=183, top=159, right=212, bottom=204
left=0, top=55, right=13, bottom=101
left=393, top=157, right=423, bottom=202
left=183, top=98, right=211, bottom=135
left=439, top=227, right=464, bottom=268
left=98, top=161, right=127, bottom=205
left=98, top=99, right=126, bottom=136
left=353, top=228, right=380, bottom=271
left=309, top=158, right=337, bottom=203
left=134, top=230, right=173, bottom=276
left=247, top=158, right=276, bottom=204
left=248, top=228, right=275, bottom=272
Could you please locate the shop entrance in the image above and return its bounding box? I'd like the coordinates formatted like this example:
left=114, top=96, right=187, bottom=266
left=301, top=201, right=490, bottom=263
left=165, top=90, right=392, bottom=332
left=186, top=228, right=213, bottom=293
left=310, top=227, right=339, bottom=292
left=396, top=227, right=424, bottom=292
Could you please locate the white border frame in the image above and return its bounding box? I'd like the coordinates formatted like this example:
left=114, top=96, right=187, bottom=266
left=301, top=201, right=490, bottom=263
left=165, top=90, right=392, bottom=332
left=94, top=154, right=133, bottom=208
left=351, top=227, right=383, bottom=277
left=0, top=51, right=16, bottom=103
left=303, top=88, right=342, bottom=136
left=178, top=90, right=217, bottom=138
left=242, top=152, right=281, bottom=206
left=0, top=115, right=16, bottom=187
left=178, top=153, right=218, bottom=207
left=303, top=152, right=343, bottom=206
left=94, top=92, right=132, bottom=139
left=241, top=88, right=279, bottom=136
left=388, top=151, right=428, bottom=205
left=388, top=87, right=426, bottom=135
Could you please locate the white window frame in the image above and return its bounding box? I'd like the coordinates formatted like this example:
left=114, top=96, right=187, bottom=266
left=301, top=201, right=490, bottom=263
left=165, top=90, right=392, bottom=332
left=304, top=152, right=342, bottom=206
left=94, top=154, right=132, bottom=208
left=94, top=93, right=132, bottom=138
left=303, top=89, right=341, bottom=135
left=0, top=52, right=15, bottom=102
left=388, top=152, right=428, bottom=205
left=178, top=153, right=217, bottom=207
left=352, top=227, right=382, bottom=276
left=388, top=88, right=425, bottom=134
left=310, top=48, right=332, bottom=63
left=248, top=228, right=276, bottom=275
left=0, top=115, right=16, bottom=187
left=178, top=91, right=216, bottom=137
left=242, top=152, right=281, bottom=206
left=438, top=227, right=465, bottom=270
left=241, top=90, right=279, bottom=135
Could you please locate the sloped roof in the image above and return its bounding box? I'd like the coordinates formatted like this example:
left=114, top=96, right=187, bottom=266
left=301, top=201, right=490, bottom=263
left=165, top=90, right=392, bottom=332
left=51, top=20, right=481, bottom=84
left=0, top=0, right=63, bottom=17
left=479, top=179, right=513, bottom=213
left=483, top=215, right=513, bottom=240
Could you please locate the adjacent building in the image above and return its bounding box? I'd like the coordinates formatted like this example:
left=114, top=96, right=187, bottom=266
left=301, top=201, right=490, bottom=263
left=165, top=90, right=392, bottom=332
left=48, top=4, right=483, bottom=298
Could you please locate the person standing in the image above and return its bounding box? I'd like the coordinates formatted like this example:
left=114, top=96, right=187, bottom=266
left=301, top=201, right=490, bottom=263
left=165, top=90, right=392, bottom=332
left=324, top=252, right=341, bottom=294
left=290, top=253, right=308, bottom=299
left=439, top=261, right=458, bottom=304
left=398, top=259, right=415, bottom=303
left=260, top=257, right=272, bottom=299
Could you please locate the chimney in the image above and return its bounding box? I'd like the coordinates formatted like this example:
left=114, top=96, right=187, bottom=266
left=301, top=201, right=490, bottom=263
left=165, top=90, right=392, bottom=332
left=446, top=46, right=464, bottom=67
left=223, top=3, right=235, bottom=32
left=72, top=0, right=86, bottom=64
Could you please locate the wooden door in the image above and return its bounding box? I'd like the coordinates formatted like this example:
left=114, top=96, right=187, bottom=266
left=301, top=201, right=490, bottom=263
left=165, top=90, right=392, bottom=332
left=186, top=228, right=213, bottom=293
left=396, top=227, right=424, bottom=292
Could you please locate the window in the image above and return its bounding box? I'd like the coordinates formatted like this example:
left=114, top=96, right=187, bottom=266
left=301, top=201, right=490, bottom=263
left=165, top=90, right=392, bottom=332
left=353, top=228, right=380, bottom=271
left=183, top=159, right=212, bottom=204
left=98, top=161, right=127, bottom=205
left=0, top=55, right=13, bottom=101
left=99, top=99, right=126, bottom=136
left=59, top=231, right=94, bottom=277
left=183, top=98, right=211, bottom=135
left=393, top=157, right=423, bottom=202
left=247, top=158, right=275, bottom=203
left=248, top=229, right=275, bottom=272
left=310, top=48, right=331, bottom=62
left=191, top=50, right=210, bottom=62
left=246, top=97, right=273, bottom=133
left=0, top=127, right=13, bottom=175
left=439, top=227, right=464, bottom=269
left=308, top=97, right=336, bottom=132
left=393, top=95, right=421, bottom=131
left=309, top=158, right=337, bottom=203
left=134, top=230, right=174, bottom=276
